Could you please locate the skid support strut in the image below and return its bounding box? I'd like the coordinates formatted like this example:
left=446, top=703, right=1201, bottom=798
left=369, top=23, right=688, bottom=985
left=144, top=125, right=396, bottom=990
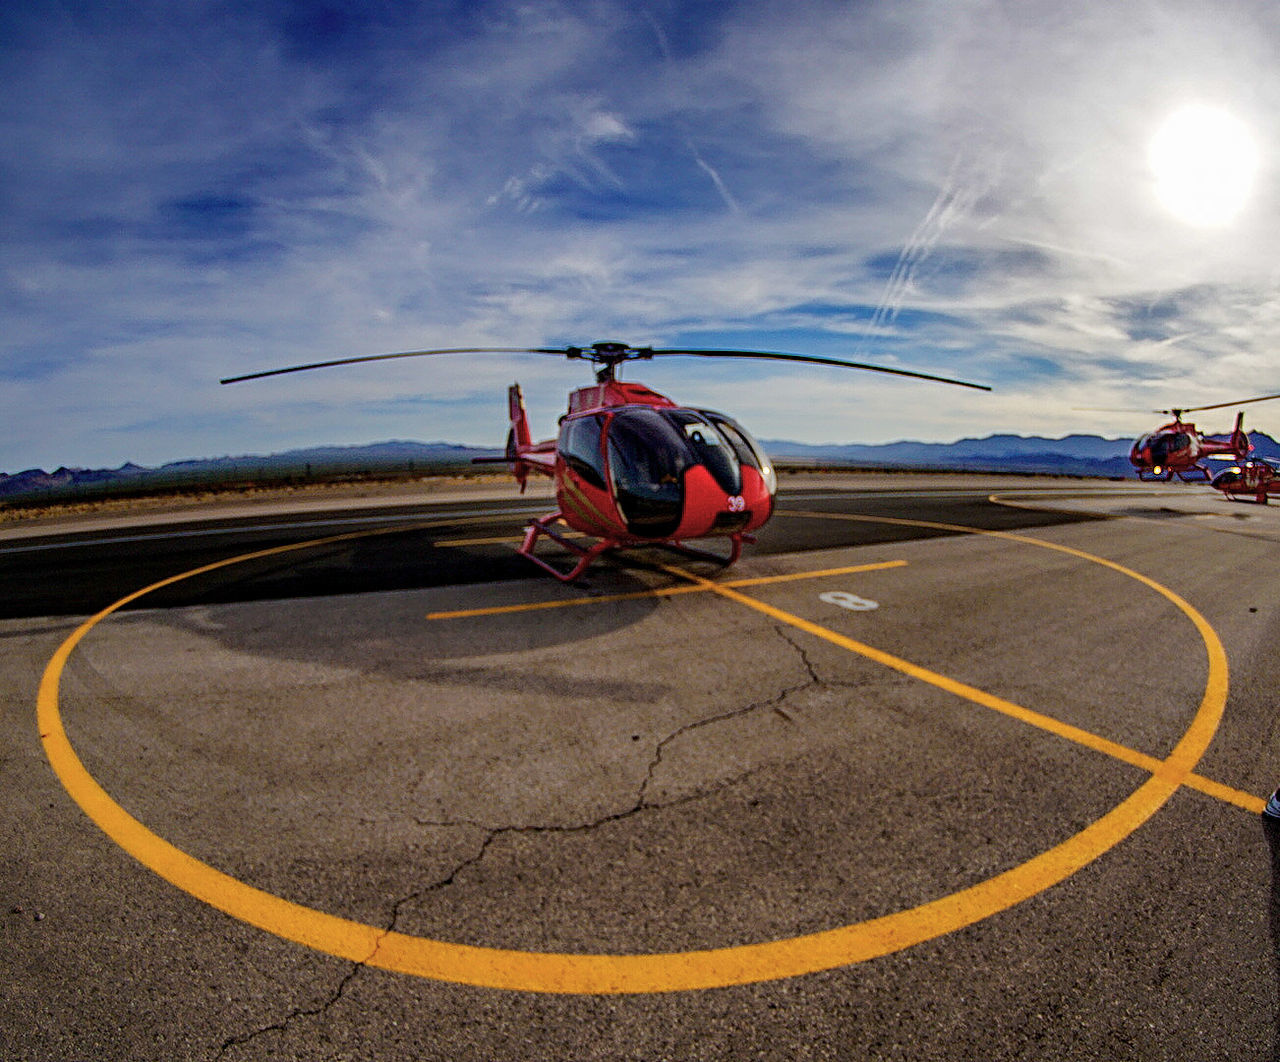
left=517, top=513, right=753, bottom=581
left=518, top=513, right=615, bottom=582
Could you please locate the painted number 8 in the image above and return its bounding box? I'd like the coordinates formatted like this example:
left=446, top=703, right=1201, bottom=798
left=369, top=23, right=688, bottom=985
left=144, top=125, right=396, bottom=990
left=819, top=590, right=879, bottom=612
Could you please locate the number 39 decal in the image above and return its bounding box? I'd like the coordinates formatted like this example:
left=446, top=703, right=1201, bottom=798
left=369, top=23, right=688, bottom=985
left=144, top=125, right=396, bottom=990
left=726, top=495, right=746, bottom=512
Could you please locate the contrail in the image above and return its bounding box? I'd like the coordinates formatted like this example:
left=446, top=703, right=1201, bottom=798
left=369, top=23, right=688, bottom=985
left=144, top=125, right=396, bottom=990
left=1001, top=234, right=1129, bottom=268
left=644, top=9, right=738, bottom=214
left=689, top=140, right=740, bottom=214
left=854, top=153, right=996, bottom=355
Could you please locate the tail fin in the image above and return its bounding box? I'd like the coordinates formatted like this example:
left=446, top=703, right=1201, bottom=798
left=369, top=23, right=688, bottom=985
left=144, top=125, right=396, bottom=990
left=508, top=383, right=532, bottom=451
left=507, top=383, right=532, bottom=491
left=1231, top=411, right=1252, bottom=459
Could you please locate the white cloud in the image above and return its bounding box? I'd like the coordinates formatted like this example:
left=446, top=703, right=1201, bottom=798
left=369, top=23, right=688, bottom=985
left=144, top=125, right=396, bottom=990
left=7, top=0, right=1280, bottom=469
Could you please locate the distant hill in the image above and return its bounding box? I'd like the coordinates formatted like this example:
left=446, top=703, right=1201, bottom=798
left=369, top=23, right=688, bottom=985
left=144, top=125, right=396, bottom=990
left=765, top=430, right=1280, bottom=478
left=762, top=433, right=1137, bottom=477
left=0, top=441, right=502, bottom=504
left=5, top=432, right=1279, bottom=505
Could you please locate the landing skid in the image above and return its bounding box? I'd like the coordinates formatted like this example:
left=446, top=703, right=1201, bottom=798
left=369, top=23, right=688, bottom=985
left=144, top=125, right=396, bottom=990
left=1137, top=466, right=1211, bottom=483
left=665, top=534, right=751, bottom=568
left=518, top=512, right=752, bottom=582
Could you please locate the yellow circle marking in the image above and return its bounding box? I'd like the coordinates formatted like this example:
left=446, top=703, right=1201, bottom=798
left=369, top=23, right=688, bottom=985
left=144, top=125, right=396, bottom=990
left=39, top=517, right=1229, bottom=993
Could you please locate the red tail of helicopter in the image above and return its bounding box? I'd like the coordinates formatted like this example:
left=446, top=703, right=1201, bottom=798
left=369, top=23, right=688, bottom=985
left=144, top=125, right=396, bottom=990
left=223, top=341, right=990, bottom=580
left=504, top=383, right=549, bottom=493
left=1228, top=410, right=1250, bottom=459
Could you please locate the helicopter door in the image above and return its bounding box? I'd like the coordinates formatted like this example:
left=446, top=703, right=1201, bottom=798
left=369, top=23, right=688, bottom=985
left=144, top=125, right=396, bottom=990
left=558, top=413, right=607, bottom=490
left=606, top=407, right=691, bottom=537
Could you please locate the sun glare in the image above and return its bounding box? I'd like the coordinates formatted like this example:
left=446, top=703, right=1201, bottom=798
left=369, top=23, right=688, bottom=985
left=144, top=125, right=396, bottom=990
left=1148, top=104, right=1259, bottom=228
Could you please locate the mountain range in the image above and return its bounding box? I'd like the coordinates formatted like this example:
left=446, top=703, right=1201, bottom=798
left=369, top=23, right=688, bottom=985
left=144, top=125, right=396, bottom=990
left=5, top=432, right=1279, bottom=505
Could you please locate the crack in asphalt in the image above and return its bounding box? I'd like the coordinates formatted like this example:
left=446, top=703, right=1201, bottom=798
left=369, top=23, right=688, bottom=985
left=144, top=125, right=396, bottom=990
left=211, top=626, right=828, bottom=1052
left=405, top=623, right=826, bottom=878
left=213, top=961, right=364, bottom=1060
left=636, top=624, right=824, bottom=805
left=213, top=883, right=437, bottom=1059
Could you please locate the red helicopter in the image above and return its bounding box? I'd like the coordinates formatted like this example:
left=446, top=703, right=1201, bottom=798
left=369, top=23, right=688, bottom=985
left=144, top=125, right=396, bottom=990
left=222, top=341, right=989, bottom=580
left=1210, top=456, right=1280, bottom=504
left=1127, top=394, right=1280, bottom=480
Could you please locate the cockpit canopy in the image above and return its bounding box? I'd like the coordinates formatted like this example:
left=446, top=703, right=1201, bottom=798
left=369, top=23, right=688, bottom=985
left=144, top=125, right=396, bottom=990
left=558, top=406, right=775, bottom=538
left=1134, top=430, right=1192, bottom=464
left=1211, top=466, right=1242, bottom=489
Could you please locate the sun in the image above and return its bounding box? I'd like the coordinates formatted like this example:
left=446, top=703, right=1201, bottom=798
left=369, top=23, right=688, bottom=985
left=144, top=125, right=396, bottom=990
left=1148, top=104, right=1259, bottom=227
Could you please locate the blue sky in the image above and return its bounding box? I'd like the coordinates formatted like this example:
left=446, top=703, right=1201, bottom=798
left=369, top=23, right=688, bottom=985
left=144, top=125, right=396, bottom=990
left=5, top=0, right=1280, bottom=471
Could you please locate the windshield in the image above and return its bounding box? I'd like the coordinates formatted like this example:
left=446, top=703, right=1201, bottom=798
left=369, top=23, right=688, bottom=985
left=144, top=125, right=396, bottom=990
left=606, top=407, right=692, bottom=537
left=1140, top=431, right=1190, bottom=462
left=604, top=407, right=768, bottom=536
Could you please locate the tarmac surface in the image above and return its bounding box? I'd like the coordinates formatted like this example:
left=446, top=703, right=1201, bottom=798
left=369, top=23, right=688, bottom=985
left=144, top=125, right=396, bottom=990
left=3, top=473, right=1280, bottom=1060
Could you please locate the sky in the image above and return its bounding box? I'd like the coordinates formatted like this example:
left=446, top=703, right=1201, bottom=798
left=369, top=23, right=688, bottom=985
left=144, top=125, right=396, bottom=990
left=6, top=0, right=1280, bottom=472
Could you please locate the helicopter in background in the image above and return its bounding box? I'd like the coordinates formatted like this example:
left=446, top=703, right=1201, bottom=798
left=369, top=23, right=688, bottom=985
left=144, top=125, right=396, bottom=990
left=1125, top=392, right=1280, bottom=480
left=1129, top=406, right=1251, bottom=481
left=1210, top=456, right=1280, bottom=504
left=222, top=341, right=990, bottom=580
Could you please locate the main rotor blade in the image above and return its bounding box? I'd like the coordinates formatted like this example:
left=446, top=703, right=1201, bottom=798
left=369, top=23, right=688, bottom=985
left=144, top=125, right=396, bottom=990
left=220, top=341, right=991, bottom=391
left=1078, top=393, right=1280, bottom=418
left=645, top=348, right=991, bottom=391
left=219, top=347, right=564, bottom=385
left=1176, top=391, right=1280, bottom=414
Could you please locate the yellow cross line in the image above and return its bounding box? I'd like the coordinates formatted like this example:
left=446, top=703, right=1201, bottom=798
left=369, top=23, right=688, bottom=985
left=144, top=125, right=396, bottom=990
left=424, top=561, right=908, bottom=619
left=656, top=562, right=1262, bottom=816
left=428, top=514, right=1260, bottom=815
left=433, top=535, right=527, bottom=547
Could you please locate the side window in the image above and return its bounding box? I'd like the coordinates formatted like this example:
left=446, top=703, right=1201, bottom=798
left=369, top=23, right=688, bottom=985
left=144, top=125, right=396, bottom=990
left=701, top=411, right=777, bottom=495
left=668, top=410, right=741, bottom=496
left=559, top=415, right=607, bottom=490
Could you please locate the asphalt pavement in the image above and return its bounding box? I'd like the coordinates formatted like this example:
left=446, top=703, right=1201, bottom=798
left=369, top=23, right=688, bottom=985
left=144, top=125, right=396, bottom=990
left=3, top=474, right=1279, bottom=1061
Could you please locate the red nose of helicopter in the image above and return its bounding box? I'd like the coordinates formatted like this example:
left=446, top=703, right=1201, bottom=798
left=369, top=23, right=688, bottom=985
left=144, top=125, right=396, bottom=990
left=591, top=404, right=776, bottom=540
